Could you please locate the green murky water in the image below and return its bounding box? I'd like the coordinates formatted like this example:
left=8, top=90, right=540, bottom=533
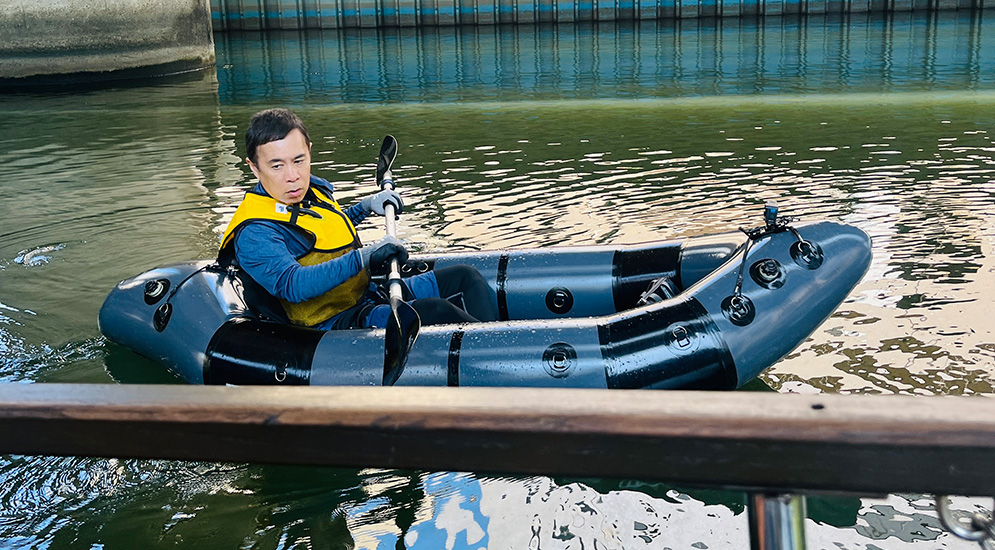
left=1, top=12, right=994, bottom=549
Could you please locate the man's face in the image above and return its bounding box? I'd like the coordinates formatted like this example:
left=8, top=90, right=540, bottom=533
left=247, top=128, right=312, bottom=204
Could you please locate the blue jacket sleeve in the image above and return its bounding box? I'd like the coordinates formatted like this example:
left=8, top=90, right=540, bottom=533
left=344, top=202, right=369, bottom=227
left=234, top=222, right=365, bottom=304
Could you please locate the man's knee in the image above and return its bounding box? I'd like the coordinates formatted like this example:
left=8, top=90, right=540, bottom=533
left=412, top=297, right=475, bottom=325
left=436, top=264, right=486, bottom=292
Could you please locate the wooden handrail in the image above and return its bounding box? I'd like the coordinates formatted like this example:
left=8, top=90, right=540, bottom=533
left=2, top=383, right=994, bottom=496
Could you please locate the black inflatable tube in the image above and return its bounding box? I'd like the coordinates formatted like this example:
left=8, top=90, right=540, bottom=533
left=204, top=293, right=737, bottom=390
left=205, top=317, right=321, bottom=385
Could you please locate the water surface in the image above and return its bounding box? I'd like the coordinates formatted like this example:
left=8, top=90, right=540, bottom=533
left=1, top=12, right=994, bottom=549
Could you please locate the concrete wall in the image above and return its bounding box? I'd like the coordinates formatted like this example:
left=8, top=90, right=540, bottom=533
left=211, top=0, right=989, bottom=29
left=0, top=0, right=215, bottom=83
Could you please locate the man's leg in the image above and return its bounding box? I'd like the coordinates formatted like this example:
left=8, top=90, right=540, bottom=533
left=433, top=265, right=499, bottom=322
left=410, top=297, right=478, bottom=325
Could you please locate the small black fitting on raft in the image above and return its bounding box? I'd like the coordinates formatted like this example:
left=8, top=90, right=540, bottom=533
left=791, top=240, right=824, bottom=269
left=545, top=287, right=574, bottom=315
left=153, top=303, right=172, bottom=332
left=543, top=342, right=577, bottom=378
left=722, top=295, right=756, bottom=326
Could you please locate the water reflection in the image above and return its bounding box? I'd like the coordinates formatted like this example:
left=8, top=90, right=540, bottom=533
left=216, top=12, right=994, bottom=104
left=0, top=72, right=235, bottom=382
left=1, top=12, right=995, bottom=550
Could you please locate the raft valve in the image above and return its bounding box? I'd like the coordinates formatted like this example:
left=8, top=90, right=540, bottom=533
left=750, top=259, right=785, bottom=289
left=144, top=279, right=170, bottom=305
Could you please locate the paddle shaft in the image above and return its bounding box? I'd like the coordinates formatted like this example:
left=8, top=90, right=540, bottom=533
left=381, top=179, right=404, bottom=302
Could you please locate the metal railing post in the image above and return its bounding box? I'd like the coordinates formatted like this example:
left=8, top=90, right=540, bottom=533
left=748, top=493, right=808, bottom=550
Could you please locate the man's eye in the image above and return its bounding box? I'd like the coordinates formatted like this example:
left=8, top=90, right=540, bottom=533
left=271, top=164, right=283, bottom=170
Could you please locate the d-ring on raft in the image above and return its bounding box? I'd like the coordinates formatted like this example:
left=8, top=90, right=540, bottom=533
left=99, top=203, right=872, bottom=389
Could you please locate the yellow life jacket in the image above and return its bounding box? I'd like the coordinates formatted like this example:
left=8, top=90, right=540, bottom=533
left=219, top=185, right=369, bottom=326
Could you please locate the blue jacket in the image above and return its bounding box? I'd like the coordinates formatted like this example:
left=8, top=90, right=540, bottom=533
left=232, top=175, right=371, bottom=306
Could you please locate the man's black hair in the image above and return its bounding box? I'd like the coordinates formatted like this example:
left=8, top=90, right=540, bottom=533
left=245, top=108, right=311, bottom=164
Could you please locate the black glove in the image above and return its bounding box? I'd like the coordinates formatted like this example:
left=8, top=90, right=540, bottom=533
left=359, top=236, right=408, bottom=274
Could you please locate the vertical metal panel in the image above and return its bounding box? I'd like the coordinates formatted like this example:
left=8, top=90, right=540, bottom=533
left=721, top=0, right=740, bottom=17
left=679, top=0, right=700, bottom=18
left=536, top=0, right=555, bottom=22
left=555, top=0, right=575, bottom=22
left=638, top=0, right=655, bottom=18
left=238, top=0, right=260, bottom=29
left=262, top=0, right=277, bottom=28
left=740, top=0, right=760, bottom=15
left=576, top=0, right=594, bottom=21
left=420, top=0, right=437, bottom=25
left=477, top=0, right=497, bottom=24
left=517, top=0, right=538, bottom=23
left=359, top=0, right=378, bottom=26
left=438, top=0, right=457, bottom=24
left=211, top=0, right=989, bottom=30
left=318, top=0, right=338, bottom=27
left=498, top=0, right=516, bottom=24
left=398, top=0, right=416, bottom=26
left=597, top=0, right=618, bottom=20
left=379, top=0, right=398, bottom=26
left=618, top=0, right=635, bottom=19
left=850, top=0, right=871, bottom=13
left=301, top=0, right=318, bottom=26
left=339, top=0, right=358, bottom=26
left=782, top=0, right=802, bottom=15
left=456, top=0, right=471, bottom=24
left=211, top=0, right=227, bottom=30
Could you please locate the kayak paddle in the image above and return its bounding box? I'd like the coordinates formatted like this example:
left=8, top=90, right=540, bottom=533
left=376, top=135, right=420, bottom=386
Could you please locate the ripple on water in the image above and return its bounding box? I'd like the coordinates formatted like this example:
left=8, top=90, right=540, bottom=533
left=0, top=455, right=250, bottom=546
left=13, top=243, right=68, bottom=267
left=0, top=334, right=103, bottom=383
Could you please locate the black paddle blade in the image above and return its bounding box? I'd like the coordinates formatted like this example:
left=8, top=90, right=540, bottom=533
left=383, top=297, right=420, bottom=386
left=377, top=135, right=397, bottom=186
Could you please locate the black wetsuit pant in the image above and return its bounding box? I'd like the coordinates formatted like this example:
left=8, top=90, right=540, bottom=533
left=410, top=265, right=499, bottom=325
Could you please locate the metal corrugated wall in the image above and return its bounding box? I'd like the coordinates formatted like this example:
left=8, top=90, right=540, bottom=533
left=210, top=0, right=988, bottom=29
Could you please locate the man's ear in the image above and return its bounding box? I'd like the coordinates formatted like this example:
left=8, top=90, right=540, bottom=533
left=246, top=157, right=260, bottom=178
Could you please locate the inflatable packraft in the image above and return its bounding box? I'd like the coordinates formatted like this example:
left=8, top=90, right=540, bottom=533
left=99, top=208, right=872, bottom=390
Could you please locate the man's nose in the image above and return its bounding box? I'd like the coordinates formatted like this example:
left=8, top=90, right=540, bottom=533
left=287, top=164, right=301, bottom=181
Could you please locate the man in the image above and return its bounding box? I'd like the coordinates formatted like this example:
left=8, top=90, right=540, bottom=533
left=219, top=108, right=498, bottom=329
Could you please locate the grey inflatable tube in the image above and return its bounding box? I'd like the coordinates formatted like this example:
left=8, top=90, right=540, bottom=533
left=98, top=220, right=872, bottom=390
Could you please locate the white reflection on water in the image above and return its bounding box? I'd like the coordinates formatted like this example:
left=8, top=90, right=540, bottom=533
left=344, top=474, right=985, bottom=549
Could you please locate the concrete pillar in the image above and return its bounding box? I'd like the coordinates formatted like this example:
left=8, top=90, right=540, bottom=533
left=0, top=0, right=215, bottom=85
